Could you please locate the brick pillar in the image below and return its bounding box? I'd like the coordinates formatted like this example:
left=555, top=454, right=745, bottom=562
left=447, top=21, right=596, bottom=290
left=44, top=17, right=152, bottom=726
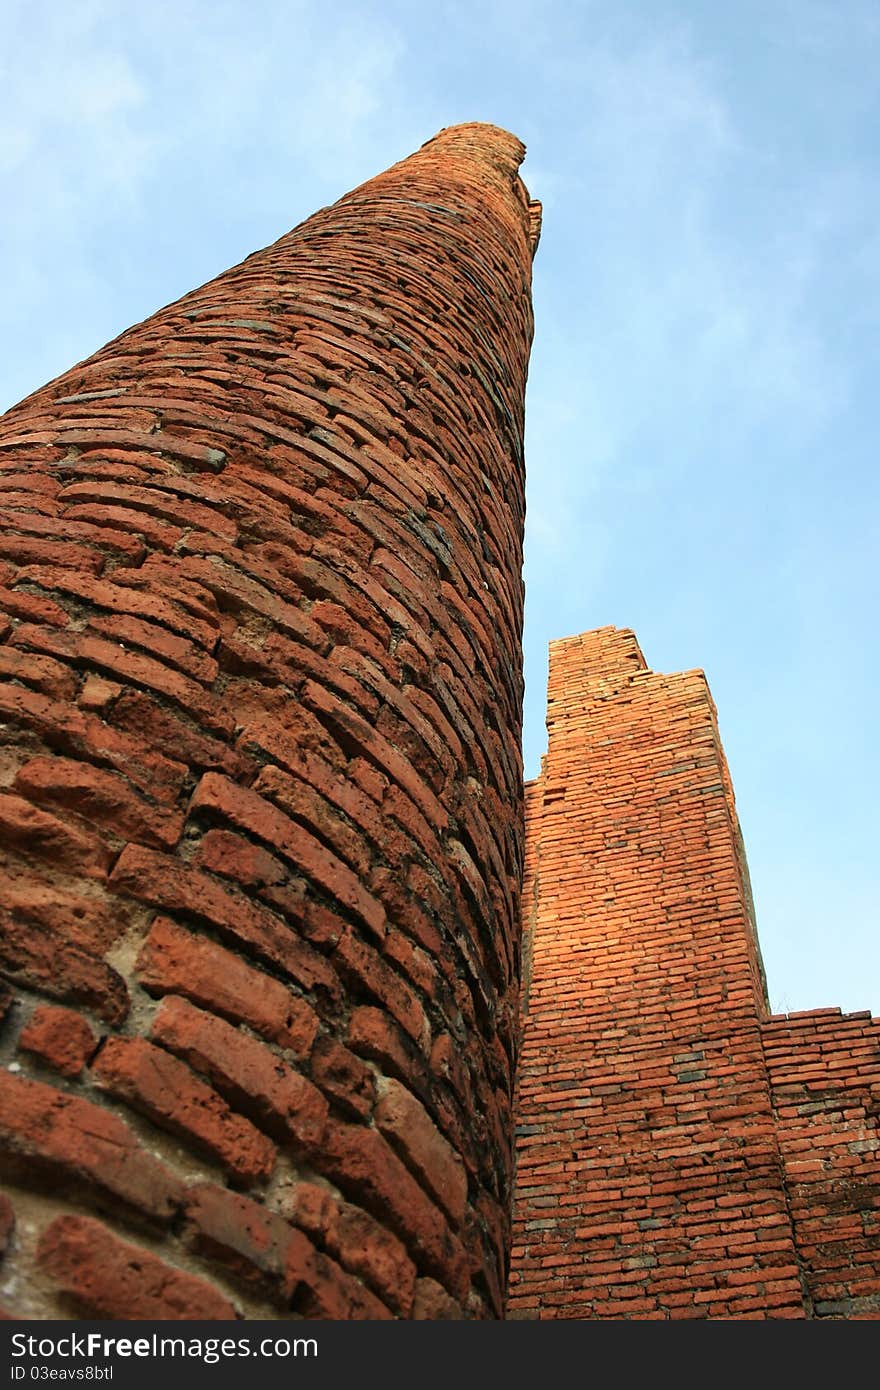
left=509, top=628, right=808, bottom=1318
left=0, top=124, right=540, bottom=1319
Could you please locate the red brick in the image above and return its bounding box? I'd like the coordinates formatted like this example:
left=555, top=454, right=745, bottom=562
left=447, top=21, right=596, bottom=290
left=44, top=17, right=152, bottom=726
left=164, top=551, right=325, bottom=650
left=0, top=681, right=187, bottom=802
left=91, top=1035, right=276, bottom=1185
left=86, top=611, right=219, bottom=684
left=189, top=772, right=386, bottom=942
left=374, top=1078, right=468, bottom=1227
left=19, top=1005, right=97, bottom=1077
left=193, top=827, right=288, bottom=888
left=383, top=928, right=441, bottom=1002
left=0, top=1071, right=182, bottom=1219
left=56, top=479, right=238, bottom=540
left=0, top=791, right=111, bottom=879
left=284, top=1180, right=416, bottom=1315
left=0, top=123, right=539, bottom=1323
left=0, top=645, right=75, bottom=697
left=313, top=1120, right=467, bottom=1300
left=0, top=913, right=129, bottom=1025
left=14, top=755, right=185, bottom=851
left=135, top=916, right=319, bottom=1058
left=1, top=583, right=99, bottom=635
left=150, top=995, right=327, bottom=1153
left=63, top=501, right=184, bottom=550
left=292, top=1244, right=393, bottom=1319
left=183, top=1183, right=304, bottom=1301
left=9, top=625, right=231, bottom=737
left=38, top=1214, right=235, bottom=1319
left=347, top=1005, right=431, bottom=1096
left=0, top=862, right=128, bottom=953
left=78, top=673, right=121, bottom=710
left=253, top=761, right=372, bottom=875
left=109, top=844, right=340, bottom=1006
left=237, top=716, right=383, bottom=838
left=333, top=928, right=427, bottom=1046
left=109, top=687, right=251, bottom=780
left=299, top=678, right=448, bottom=834
left=310, top=1035, right=376, bottom=1120
left=0, top=536, right=104, bottom=571
left=0, top=510, right=145, bottom=563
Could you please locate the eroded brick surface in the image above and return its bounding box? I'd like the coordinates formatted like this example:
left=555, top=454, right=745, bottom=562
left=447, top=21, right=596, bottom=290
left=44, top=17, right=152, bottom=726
left=0, top=123, right=539, bottom=1318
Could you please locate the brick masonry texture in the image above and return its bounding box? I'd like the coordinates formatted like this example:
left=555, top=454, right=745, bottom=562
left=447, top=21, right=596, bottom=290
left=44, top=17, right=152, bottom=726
left=509, top=628, right=880, bottom=1318
left=1, top=120, right=876, bottom=1326
left=0, top=123, right=540, bottom=1319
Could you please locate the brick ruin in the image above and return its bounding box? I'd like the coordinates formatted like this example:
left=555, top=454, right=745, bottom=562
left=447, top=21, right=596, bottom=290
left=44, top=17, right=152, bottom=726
left=509, top=629, right=880, bottom=1318
left=0, top=125, right=877, bottom=1320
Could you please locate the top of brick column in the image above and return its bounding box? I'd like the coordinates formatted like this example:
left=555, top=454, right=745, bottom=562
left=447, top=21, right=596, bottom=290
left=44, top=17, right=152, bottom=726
left=0, top=123, right=539, bottom=1319
left=376, top=123, right=542, bottom=257
left=546, top=627, right=649, bottom=730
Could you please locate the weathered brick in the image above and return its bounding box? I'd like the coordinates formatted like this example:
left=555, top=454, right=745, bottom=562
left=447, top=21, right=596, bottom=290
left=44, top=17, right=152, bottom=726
left=0, top=1071, right=182, bottom=1220
left=0, top=581, right=69, bottom=631
left=135, top=916, right=319, bottom=1058
left=0, top=645, right=76, bottom=697
left=0, top=510, right=145, bottom=563
left=189, top=772, right=386, bottom=942
left=412, top=1276, right=463, bottom=1320
left=507, top=629, right=880, bottom=1322
left=183, top=1183, right=304, bottom=1301
left=56, top=479, right=239, bottom=541
left=374, top=1077, right=468, bottom=1227
left=86, top=611, right=219, bottom=684
left=38, top=1215, right=236, bottom=1319
left=0, top=913, right=129, bottom=1025
left=292, top=1244, right=394, bottom=1320
left=284, top=1180, right=416, bottom=1315
left=0, top=122, right=538, bottom=1323
left=0, top=792, right=111, bottom=879
left=109, top=687, right=251, bottom=780
left=78, top=673, right=121, bottom=711
left=0, top=860, right=129, bottom=953
left=193, top=827, right=288, bottom=889
left=91, top=1036, right=276, bottom=1186
left=10, top=625, right=231, bottom=737
left=14, top=755, right=185, bottom=851
left=0, top=1194, right=14, bottom=1258
left=0, top=536, right=104, bottom=571
left=347, top=1005, right=431, bottom=1097
left=309, top=1035, right=376, bottom=1120
left=150, top=996, right=327, bottom=1154
left=313, top=1120, right=468, bottom=1300
left=109, top=844, right=340, bottom=1006
left=19, top=1005, right=97, bottom=1077
left=333, top=928, right=427, bottom=1047
left=63, top=501, right=184, bottom=551
left=0, top=681, right=187, bottom=802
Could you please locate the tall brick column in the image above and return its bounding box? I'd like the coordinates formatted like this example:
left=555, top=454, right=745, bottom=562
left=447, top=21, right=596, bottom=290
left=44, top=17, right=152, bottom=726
left=0, top=124, right=540, bottom=1319
left=509, top=629, right=807, bottom=1318
left=509, top=628, right=880, bottom=1319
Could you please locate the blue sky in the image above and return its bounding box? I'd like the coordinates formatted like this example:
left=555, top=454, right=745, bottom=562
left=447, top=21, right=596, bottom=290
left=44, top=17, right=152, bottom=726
left=1, top=0, right=877, bottom=1016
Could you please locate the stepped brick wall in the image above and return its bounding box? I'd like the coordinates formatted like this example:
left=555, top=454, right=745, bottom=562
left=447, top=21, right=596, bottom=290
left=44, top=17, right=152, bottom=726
left=0, top=123, right=541, bottom=1320
left=509, top=627, right=880, bottom=1319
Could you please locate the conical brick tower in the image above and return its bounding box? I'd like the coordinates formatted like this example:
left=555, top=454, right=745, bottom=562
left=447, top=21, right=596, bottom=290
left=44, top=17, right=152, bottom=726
left=0, top=124, right=541, bottom=1320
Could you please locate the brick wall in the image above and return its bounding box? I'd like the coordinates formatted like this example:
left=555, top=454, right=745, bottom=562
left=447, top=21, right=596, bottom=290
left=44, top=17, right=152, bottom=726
left=764, top=1008, right=880, bottom=1316
left=509, top=627, right=880, bottom=1318
left=0, top=124, right=540, bottom=1320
